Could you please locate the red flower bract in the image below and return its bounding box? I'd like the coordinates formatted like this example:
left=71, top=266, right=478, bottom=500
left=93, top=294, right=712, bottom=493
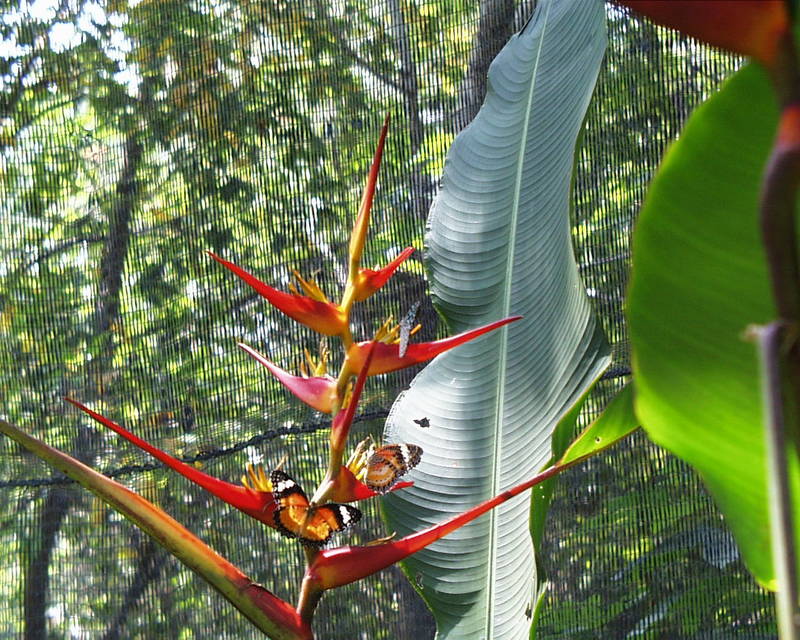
left=353, top=246, right=415, bottom=302
left=207, top=251, right=348, bottom=336
left=305, top=460, right=571, bottom=591
left=329, top=465, right=412, bottom=503
left=239, top=343, right=337, bottom=414
left=65, top=398, right=278, bottom=528
left=346, top=315, right=522, bottom=376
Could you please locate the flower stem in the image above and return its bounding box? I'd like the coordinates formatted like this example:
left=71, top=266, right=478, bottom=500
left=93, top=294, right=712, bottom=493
left=758, top=322, right=800, bottom=639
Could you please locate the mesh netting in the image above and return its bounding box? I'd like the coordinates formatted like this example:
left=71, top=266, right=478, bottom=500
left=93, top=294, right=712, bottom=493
left=0, top=1, right=775, bottom=638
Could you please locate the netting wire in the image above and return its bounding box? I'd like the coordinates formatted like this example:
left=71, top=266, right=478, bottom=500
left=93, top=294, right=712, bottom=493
left=0, top=1, right=775, bottom=638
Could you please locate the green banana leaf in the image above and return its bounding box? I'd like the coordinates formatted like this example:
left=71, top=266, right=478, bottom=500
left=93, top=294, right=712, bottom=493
left=627, top=62, right=799, bottom=590
left=382, top=0, right=609, bottom=637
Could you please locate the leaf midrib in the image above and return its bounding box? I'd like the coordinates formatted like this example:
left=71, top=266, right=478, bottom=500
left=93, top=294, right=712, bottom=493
left=485, top=2, right=552, bottom=637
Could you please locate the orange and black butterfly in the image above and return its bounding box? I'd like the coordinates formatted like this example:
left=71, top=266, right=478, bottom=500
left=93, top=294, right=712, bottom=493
left=271, top=470, right=361, bottom=548
left=365, top=443, right=423, bottom=493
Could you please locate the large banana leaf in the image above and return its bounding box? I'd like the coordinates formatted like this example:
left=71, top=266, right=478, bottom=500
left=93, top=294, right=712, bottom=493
left=382, top=1, right=608, bottom=637
left=627, top=62, right=799, bottom=589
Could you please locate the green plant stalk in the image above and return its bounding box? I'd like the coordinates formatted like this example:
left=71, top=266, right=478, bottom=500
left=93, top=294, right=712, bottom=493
left=0, top=419, right=313, bottom=640
left=760, top=11, right=800, bottom=455
left=760, top=19, right=800, bottom=632
left=758, top=322, right=800, bottom=638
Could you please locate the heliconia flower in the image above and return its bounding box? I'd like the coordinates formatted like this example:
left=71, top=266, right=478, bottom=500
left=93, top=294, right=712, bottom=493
left=299, top=344, right=331, bottom=378
left=339, top=116, right=417, bottom=306
left=238, top=342, right=338, bottom=414
left=351, top=246, right=416, bottom=302
left=345, top=315, right=522, bottom=376
left=304, top=459, right=573, bottom=591
left=207, top=251, right=348, bottom=337
left=612, top=1, right=788, bottom=68
left=65, top=398, right=278, bottom=528
left=373, top=314, right=422, bottom=346
left=240, top=462, right=273, bottom=493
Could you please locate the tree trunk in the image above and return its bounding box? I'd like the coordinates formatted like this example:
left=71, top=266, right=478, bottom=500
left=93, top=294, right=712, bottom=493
left=454, top=0, right=522, bottom=132
left=23, top=487, right=72, bottom=640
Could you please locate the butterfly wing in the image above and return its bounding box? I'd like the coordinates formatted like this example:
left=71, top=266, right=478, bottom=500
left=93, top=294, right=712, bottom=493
left=366, top=443, right=423, bottom=493
left=271, top=469, right=312, bottom=540
left=271, top=469, right=362, bottom=547
left=303, top=504, right=362, bottom=547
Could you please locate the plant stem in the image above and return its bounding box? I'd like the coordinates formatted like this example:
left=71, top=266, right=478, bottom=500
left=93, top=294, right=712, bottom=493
left=296, top=572, right=324, bottom=626
left=758, top=322, right=800, bottom=639
left=760, top=23, right=800, bottom=636
left=760, top=9, right=800, bottom=454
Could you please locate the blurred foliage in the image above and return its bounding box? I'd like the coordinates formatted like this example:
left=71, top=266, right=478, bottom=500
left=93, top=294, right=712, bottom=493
left=0, top=0, right=775, bottom=638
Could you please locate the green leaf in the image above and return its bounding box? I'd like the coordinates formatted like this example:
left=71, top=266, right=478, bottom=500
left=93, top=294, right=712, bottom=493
left=559, top=383, right=638, bottom=465
left=529, top=382, right=637, bottom=594
left=382, top=1, right=609, bottom=637
left=627, top=62, right=794, bottom=589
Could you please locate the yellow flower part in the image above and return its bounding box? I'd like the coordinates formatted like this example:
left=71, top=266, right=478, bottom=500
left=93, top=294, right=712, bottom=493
left=299, top=343, right=330, bottom=378
left=288, top=270, right=330, bottom=303
left=345, top=438, right=373, bottom=482
left=339, top=380, right=354, bottom=411
left=373, top=316, right=422, bottom=345
left=365, top=532, right=397, bottom=546
left=241, top=463, right=273, bottom=493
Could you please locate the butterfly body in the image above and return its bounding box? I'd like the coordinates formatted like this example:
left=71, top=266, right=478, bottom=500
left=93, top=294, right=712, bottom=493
left=366, top=443, right=422, bottom=493
left=398, top=301, right=421, bottom=357
left=271, top=470, right=361, bottom=547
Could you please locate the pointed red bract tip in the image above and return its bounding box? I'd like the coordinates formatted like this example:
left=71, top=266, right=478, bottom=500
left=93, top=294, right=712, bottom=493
left=238, top=343, right=337, bottom=414
left=348, top=117, right=391, bottom=271
left=306, top=460, right=569, bottom=590
left=354, top=247, right=416, bottom=302
left=614, top=1, right=788, bottom=68
left=346, top=315, right=522, bottom=376
left=207, top=251, right=347, bottom=336
left=65, top=398, right=277, bottom=528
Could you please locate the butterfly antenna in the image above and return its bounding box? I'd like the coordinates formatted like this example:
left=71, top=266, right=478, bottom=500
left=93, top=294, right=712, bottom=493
left=366, top=532, right=397, bottom=546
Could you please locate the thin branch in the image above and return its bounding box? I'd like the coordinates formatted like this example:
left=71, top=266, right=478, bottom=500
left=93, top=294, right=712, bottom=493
left=10, top=234, right=105, bottom=278
left=101, top=537, right=165, bottom=640
left=311, top=0, right=405, bottom=94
